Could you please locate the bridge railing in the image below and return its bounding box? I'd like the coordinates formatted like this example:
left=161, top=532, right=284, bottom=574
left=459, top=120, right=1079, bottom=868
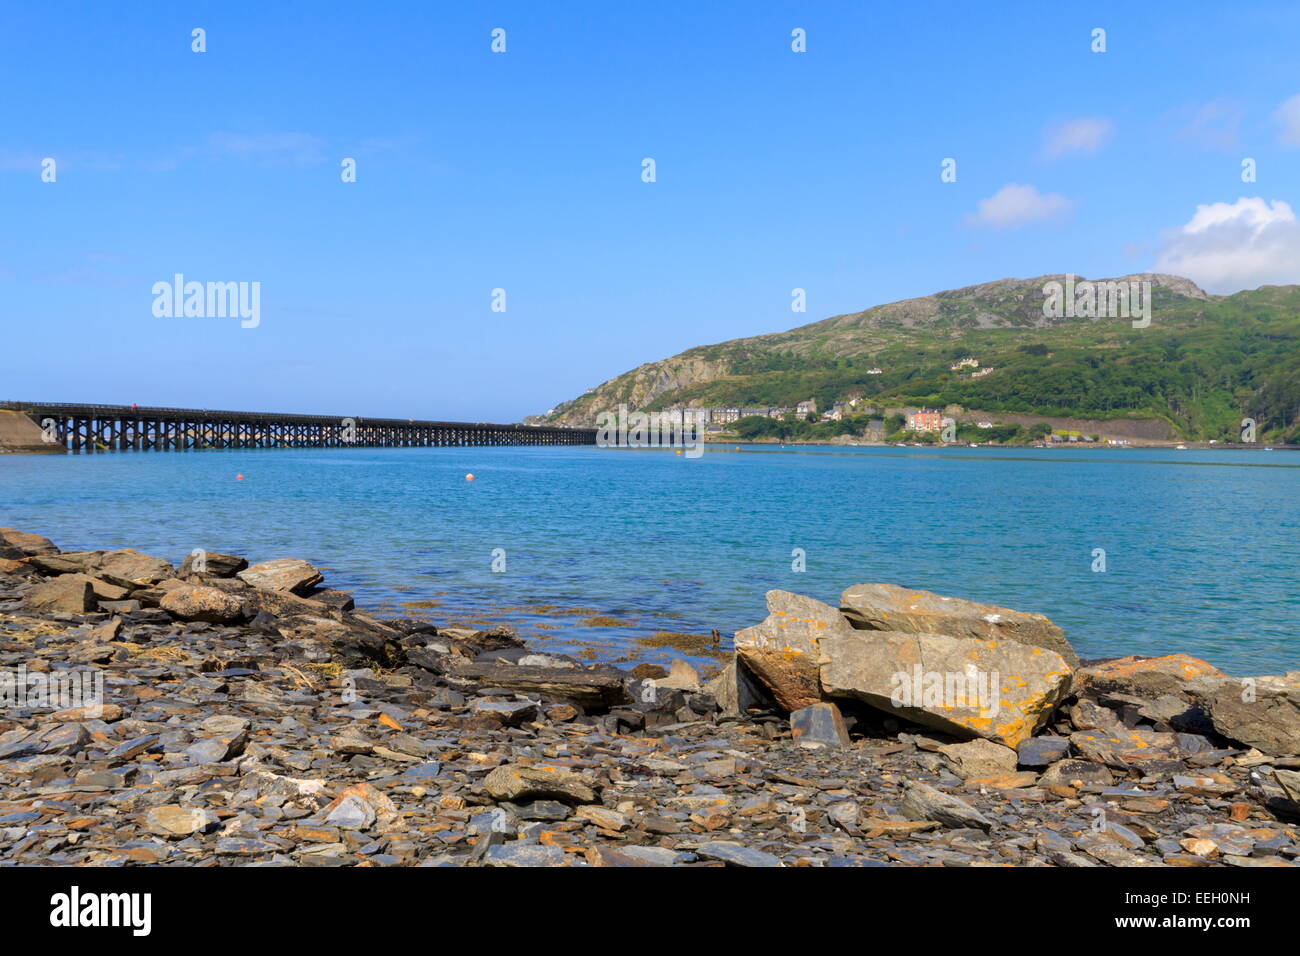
left=1, top=400, right=589, bottom=434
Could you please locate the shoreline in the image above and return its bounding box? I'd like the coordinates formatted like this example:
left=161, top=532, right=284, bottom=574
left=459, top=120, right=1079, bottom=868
left=701, top=436, right=1299, bottom=451
left=0, top=526, right=1296, bottom=867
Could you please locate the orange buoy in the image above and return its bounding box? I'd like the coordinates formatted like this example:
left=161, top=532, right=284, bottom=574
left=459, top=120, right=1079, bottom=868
left=236, top=474, right=244, bottom=481
left=465, top=473, right=475, bottom=481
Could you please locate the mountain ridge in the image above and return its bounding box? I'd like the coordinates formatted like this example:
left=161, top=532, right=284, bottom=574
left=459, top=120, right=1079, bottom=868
left=539, top=273, right=1300, bottom=443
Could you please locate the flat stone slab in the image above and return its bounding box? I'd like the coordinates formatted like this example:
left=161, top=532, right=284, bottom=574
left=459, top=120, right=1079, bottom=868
left=840, top=582, right=1078, bottom=668
left=696, top=841, right=783, bottom=867
left=237, top=558, right=323, bottom=595
left=819, top=628, right=1072, bottom=748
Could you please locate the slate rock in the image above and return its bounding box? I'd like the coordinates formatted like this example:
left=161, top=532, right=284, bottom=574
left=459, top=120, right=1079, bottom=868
left=1017, top=736, right=1071, bottom=767
left=789, top=702, right=851, bottom=749
left=696, top=841, right=783, bottom=867
left=899, top=781, right=993, bottom=831
left=483, top=764, right=599, bottom=804
left=22, top=575, right=95, bottom=613
left=160, top=584, right=245, bottom=623
left=179, top=550, right=249, bottom=577
left=237, top=558, right=324, bottom=595
left=939, top=738, right=1018, bottom=779
left=0, top=527, right=59, bottom=556
left=1075, top=654, right=1223, bottom=699
left=483, top=843, right=570, bottom=867
left=1187, top=673, right=1300, bottom=755
left=143, top=805, right=213, bottom=838
left=819, top=628, right=1071, bottom=748
left=733, top=590, right=855, bottom=712
left=839, top=581, right=1078, bottom=668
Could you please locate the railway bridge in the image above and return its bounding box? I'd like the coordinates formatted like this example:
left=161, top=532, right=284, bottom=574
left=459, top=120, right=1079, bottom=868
left=0, top=401, right=595, bottom=453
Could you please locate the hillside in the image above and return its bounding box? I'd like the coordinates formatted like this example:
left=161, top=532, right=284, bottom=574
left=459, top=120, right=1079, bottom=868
left=541, top=274, right=1300, bottom=443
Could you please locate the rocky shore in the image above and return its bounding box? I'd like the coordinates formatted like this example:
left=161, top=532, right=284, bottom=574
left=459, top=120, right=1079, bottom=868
left=0, top=526, right=1297, bottom=867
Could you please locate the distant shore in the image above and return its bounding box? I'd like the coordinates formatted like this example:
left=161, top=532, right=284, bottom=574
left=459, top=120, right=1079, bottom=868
left=701, top=435, right=1298, bottom=451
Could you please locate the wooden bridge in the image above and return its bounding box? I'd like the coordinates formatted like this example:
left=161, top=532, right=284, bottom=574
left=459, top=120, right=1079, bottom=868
left=0, top=401, right=594, bottom=453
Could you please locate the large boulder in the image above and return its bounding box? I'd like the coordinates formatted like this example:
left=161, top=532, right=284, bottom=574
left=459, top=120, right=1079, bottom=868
left=1074, top=654, right=1223, bottom=699
left=237, top=558, right=323, bottom=595
left=1186, top=673, right=1300, bottom=756
left=733, top=590, right=856, bottom=712
left=159, top=584, right=245, bottom=623
left=840, top=582, right=1078, bottom=668
left=818, top=629, right=1072, bottom=748
left=0, top=528, right=59, bottom=557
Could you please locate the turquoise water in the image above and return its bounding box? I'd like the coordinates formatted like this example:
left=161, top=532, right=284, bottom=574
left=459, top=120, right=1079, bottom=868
left=2, top=444, right=1297, bottom=675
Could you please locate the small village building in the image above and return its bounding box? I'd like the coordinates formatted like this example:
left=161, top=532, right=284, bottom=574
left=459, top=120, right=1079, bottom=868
left=906, top=409, right=943, bottom=432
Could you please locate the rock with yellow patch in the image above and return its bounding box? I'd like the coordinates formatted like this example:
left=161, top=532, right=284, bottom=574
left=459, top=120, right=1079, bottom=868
left=818, top=629, right=1072, bottom=748
left=1074, top=653, right=1223, bottom=699
left=839, top=582, right=1078, bottom=668
left=733, top=590, right=856, bottom=712
left=1069, top=727, right=1180, bottom=770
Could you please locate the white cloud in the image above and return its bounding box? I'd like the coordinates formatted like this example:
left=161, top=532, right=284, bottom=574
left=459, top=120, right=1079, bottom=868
left=1154, top=197, right=1300, bottom=292
left=965, top=183, right=1075, bottom=229
left=1042, top=117, right=1113, bottom=158
left=1274, top=95, right=1300, bottom=146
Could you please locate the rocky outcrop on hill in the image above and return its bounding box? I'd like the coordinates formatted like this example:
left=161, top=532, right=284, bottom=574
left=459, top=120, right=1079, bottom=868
left=0, top=530, right=1295, bottom=867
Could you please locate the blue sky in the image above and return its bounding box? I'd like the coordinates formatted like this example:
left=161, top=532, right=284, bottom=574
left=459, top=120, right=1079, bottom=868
left=5, top=1, right=1300, bottom=421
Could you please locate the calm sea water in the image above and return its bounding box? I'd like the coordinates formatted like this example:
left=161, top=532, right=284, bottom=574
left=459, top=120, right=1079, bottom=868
left=1, top=444, right=1297, bottom=675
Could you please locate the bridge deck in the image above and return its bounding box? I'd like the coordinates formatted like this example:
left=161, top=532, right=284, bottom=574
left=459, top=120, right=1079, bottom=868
left=0, top=401, right=594, bottom=453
